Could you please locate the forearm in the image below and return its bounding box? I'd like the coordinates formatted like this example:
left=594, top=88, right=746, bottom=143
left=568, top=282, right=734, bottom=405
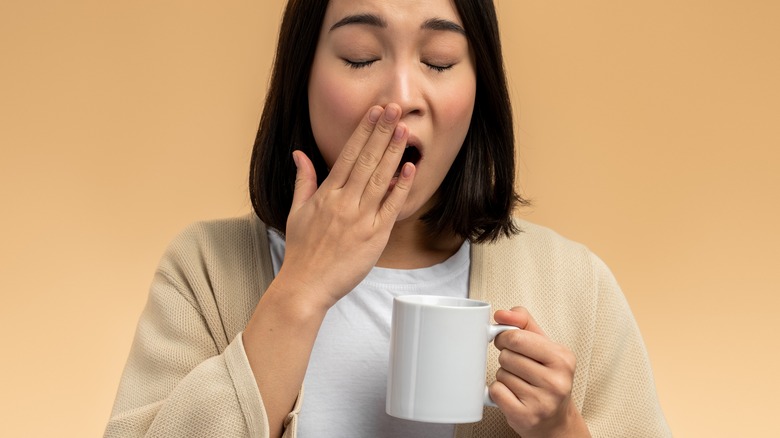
left=242, top=277, right=330, bottom=438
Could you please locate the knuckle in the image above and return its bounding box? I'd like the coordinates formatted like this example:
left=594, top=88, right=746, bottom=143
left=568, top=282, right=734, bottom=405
left=356, top=150, right=379, bottom=171
left=392, top=177, right=409, bottom=192
left=553, top=345, right=576, bottom=372
left=493, top=333, right=505, bottom=349
left=340, top=146, right=360, bottom=163
left=312, top=194, right=328, bottom=210
left=546, top=373, right=572, bottom=397
left=563, top=351, right=576, bottom=373
left=510, top=306, right=530, bottom=319
left=505, top=330, right=523, bottom=350
left=367, top=172, right=386, bottom=193
left=494, top=366, right=506, bottom=382
left=497, top=349, right=511, bottom=368
left=495, top=329, right=516, bottom=349
left=374, top=120, right=394, bottom=136
left=378, top=201, right=396, bottom=222
left=386, top=139, right=404, bottom=155
left=556, top=377, right=572, bottom=396
left=488, top=382, right=500, bottom=399
left=359, top=119, right=375, bottom=137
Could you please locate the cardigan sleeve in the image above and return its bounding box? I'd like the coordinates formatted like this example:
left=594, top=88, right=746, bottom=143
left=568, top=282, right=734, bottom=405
left=581, top=254, right=672, bottom=437
left=103, top=269, right=272, bottom=437
left=104, top=217, right=305, bottom=437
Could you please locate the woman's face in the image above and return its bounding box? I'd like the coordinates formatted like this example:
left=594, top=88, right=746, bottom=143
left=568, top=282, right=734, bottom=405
left=308, top=0, right=477, bottom=222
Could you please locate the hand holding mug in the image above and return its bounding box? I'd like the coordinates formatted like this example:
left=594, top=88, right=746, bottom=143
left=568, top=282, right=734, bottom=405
left=490, top=307, right=591, bottom=437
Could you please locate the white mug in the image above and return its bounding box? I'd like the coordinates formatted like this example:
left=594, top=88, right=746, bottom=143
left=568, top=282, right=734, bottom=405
left=386, top=295, right=518, bottom=423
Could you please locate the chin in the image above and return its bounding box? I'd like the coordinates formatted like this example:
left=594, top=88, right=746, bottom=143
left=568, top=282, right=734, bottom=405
left=394, top=193, right=436, bottom=224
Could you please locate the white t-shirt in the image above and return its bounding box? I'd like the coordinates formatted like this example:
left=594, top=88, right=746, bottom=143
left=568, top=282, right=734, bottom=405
left=267, top=230, right=469, bottom=438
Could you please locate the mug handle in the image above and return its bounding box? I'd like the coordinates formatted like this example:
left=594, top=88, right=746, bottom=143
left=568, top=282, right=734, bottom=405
left=484, top=324, right=520, bottom=407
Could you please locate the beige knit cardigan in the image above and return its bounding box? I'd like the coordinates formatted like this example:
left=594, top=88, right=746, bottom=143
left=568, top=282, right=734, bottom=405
left=105, top=214, right=671, bottom=437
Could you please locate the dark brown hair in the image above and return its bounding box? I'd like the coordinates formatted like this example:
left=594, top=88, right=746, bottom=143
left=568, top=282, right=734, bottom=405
left=249, top=0, right=527, bottom=242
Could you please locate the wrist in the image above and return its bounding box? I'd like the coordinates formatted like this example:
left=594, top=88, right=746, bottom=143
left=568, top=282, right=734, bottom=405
left=244, top=274, right=332, bottom=346
left=262, top=276, right=333, bottom=322
left=523, top=403, right=590, bottom=438
left=267, top=269, right=337, bottom=315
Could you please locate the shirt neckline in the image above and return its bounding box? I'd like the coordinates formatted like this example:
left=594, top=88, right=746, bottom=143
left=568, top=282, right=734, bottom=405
left=266, top=228, right=470, bottom=287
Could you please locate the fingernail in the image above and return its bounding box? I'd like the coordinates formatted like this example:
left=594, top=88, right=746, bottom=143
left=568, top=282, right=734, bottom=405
left=393, top=124, right=406, bottom=141
left=368, top=107, right=382, bottom=123
left=292, top=151, right=300, bottom=168
left=401, top=162, right=413, bottom=178
left=384, top=104, right=399, bottom=121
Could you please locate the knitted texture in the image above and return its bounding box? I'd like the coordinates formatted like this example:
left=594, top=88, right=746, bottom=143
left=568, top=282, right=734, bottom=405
left=105, top=214, right=670, bottom=437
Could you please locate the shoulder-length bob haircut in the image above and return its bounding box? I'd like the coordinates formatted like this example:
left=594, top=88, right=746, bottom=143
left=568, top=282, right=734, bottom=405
left=250, top=0, right=527, bottom=242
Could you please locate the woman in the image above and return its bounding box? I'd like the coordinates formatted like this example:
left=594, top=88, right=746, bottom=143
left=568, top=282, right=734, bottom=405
left=105, top=0, right=670, bottom=437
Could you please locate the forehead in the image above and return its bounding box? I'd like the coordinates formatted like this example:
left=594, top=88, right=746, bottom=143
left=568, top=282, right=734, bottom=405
left=322, top=0, right=464, bottom=28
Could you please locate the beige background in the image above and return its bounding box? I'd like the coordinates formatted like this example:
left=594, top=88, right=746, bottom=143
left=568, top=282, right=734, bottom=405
left=1, top=0, right=778, bottom=436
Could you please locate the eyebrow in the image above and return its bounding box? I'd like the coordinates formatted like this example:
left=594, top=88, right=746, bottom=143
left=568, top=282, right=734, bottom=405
left=330, top=14, right=387, bottom=31
left=421, top=18, right=466, bottom=35
left=329, top=14, right=466, bottom=35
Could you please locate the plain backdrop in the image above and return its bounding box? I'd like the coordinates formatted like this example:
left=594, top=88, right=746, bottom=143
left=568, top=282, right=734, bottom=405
left=1, top=0, right=778, bottom=436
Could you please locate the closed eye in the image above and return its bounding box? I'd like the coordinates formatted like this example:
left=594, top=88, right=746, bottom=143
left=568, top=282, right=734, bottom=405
left=343, top=59, right=378, bottom=69
left=425, top=62, right=454, bottom=72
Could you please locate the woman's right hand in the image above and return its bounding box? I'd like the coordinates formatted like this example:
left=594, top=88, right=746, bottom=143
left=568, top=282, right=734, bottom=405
left=243, top=104, right=414, bottom=438
left=275, top=103, right=416, bottom=310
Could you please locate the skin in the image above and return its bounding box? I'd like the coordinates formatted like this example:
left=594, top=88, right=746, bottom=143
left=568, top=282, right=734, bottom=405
left=308, top=0, right=477, bottom=243
left=243, top=1, right=590, bottom=437
left=492, top=308, right=591, bottom=438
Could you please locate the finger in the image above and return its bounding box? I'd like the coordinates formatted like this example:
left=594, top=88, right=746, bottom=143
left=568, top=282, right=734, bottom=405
left=495, top=367, right=539, bottom=403
left=324, top=105, right=384, bottom=189
left=375, top=162, right=415, bottom=225
left=341, top=103, right=402, bottom=196
left=497, top=345, right=548, bottom=389
left=490, top=373, right=559, bottom=433
left=494, top=328, right=559, bottom=367
left=494, top=307, right=546, bottom=337
left=360, top=122, right=408, bottom=206
left=290, top=150, right=318, bottom=212
left=495, top=328, right=577, bottom=376
left=488, top=379, right=529, bottom=412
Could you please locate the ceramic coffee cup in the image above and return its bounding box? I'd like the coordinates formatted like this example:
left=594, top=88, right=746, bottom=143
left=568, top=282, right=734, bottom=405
left=386, top=295, right=518, bottom=423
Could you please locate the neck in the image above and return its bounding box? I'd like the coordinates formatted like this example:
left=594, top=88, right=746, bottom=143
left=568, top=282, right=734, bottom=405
left=376, top=216, right=464, bottom=269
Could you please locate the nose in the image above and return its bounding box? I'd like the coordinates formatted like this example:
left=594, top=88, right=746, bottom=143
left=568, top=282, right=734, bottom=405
left=381, top=62, right=425, bottom=118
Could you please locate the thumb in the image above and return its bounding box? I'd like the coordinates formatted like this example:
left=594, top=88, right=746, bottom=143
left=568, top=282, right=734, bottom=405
left=290, top=150, right=318, bottom=211
left=494, top=307, right=546, bottom=337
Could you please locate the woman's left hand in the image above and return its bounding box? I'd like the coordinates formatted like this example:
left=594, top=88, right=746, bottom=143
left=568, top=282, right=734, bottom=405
left=490, top=307, right=591, bottom=438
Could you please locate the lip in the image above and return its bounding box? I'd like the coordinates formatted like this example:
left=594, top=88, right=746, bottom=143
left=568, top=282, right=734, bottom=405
left=406, top=134, right=424, bottom=157
left=389, top=134, right=424, bottom=190
left=405, top=134, right=424, bottom=167
left=394, top=134, right=423, bottom=176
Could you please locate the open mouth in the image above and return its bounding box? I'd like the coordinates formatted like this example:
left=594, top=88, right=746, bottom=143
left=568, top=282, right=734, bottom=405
left=395, top=144, right=421, bottom=176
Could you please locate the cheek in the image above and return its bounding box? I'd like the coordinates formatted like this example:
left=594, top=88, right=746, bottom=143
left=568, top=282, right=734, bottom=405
left=440, top=83, right=476, bottom=146
left=309, top=70, right=367, bottom=168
